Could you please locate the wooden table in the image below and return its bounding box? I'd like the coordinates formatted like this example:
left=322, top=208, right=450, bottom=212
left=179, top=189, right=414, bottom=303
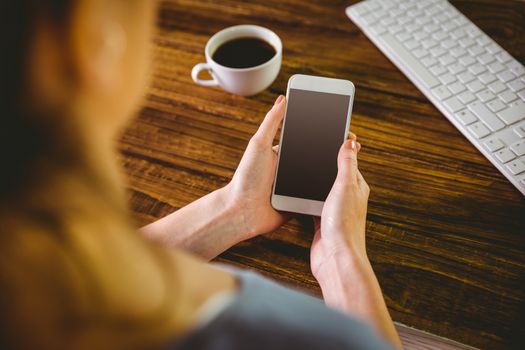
left=120, top=1, right=525, bottom=348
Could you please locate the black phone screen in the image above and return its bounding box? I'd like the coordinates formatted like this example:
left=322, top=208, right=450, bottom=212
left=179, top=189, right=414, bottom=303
left=274, top=88, right=351, bottom=202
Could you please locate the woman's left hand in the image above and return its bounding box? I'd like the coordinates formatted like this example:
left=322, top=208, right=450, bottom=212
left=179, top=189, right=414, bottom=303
left=225, top=95, right=289, bottom=240
left=141, top=95, right=289, bottom=260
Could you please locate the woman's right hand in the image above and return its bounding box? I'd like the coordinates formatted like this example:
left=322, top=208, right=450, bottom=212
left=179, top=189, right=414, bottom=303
left=310, top=135, right=402, bottom=349
left=310, top=133, right=369, bottom=280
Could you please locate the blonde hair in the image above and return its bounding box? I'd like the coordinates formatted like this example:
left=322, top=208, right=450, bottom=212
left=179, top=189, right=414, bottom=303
left=0, top=1, right=181, bottom=348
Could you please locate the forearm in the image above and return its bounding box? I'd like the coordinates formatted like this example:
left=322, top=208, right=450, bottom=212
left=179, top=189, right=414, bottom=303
left=140, top=186, right=246, bottom=261
left=316, top=250, right=402, bottom=349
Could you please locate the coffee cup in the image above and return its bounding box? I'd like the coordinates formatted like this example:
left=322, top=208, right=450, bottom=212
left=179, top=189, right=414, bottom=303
left=191, top=25, right=282, bottom=96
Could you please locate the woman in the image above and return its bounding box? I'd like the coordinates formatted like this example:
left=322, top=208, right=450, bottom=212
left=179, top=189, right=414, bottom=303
left=0, top=0, right=402, bottom=349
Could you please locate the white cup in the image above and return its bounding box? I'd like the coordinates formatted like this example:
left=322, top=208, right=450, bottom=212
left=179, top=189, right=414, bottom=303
left=191, top=25, right=282, bottom=96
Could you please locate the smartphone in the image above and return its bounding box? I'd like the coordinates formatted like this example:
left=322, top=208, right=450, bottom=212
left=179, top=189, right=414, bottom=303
left=271, top=74, right=355, bottom=216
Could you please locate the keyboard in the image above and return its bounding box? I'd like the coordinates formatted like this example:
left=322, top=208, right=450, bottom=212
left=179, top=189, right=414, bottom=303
left=346, top=0, right=525, bottom=196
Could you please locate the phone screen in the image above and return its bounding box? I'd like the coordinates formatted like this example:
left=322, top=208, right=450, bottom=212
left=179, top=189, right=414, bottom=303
left=274, top=88, right=351, bottom=202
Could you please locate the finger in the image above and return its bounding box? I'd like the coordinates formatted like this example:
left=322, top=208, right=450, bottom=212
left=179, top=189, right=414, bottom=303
left=253, top=95, right=286, bottom=144
left=356, top=169, right=370, bottom=195
left=336, top=139, right=359, bottom=184
left=313, top=216, right=321, bottom=231
left=348, top=132, right=357, bottom=141
left=356, top=141, right=361, bottom=153
left=272, top=145, right=279, bottom=154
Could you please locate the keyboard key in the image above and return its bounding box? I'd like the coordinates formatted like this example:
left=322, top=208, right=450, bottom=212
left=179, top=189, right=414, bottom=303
left=469, top=63, right=486, bottom=75
left=497, top=100, right=525, bottom=125
left=389, top=25, right=404, bottom=35
left=459, top=37, right=475, bottom=48
left=421, top=56, right=438, bottom=68
left=373, top=9, right=388, bottom=19
left=468, top=121, right=491, bottom=138
left=459, top=56, right=476, bottom=67
left=495, top=51, right=512, bottom=64
left=458, top=72, right=476, bottom=84
left=380, top=33, right=440, bottom=88
left=430, top=65, right=447, bottom=76
left=450, top=47, right=467, bottom=58
left=365, top=1, right=380, bottom=11
left=430, top=47, right=447, bottom=58
left=476, top=90, right=496, bottom=103
left=468, top=101, right=505, bottom=131
left=432, top=31, right=448, bottom=41
left=442, top=38, right=457, bottom=50
left=408, top=9, right=423, bottom=18
left=478, top=52, right=495, bottom=65
left=380, top=17, right=396, bottom=27
left=361, top=13, right=378, bottom=25
left=476, top=36, right=491, bottom=47
left=422, top=39, right=439, bottom=50
left=484, top=138, right=504, bottom=152
left=499, top=91, right=517, bottom=104
left=518, top=90, right=525, bottom=101
left=506, top=158, right=525, bottom=175
left=439, top=55, right=456, bottom=66
left=406, top=23, right=421, bottom=33
left=413, top=48, right=429, bottom=59
left=444, top=97, right=464, bottom=113
left=508, top=63, right=525, bottom=76
left=413, top=30, right=429, bottom=41
left=488, top=81, right=506, bottom=94
left=448, top=63, right=465, bottom=75
left=397, top=15, right=412, bottom=26
left=456, top=110, right=477, bottom=125
left=468, top=45, right=484, bottom=56
left=494, top=148, right=516, bottom=163
left=498, top=71, right=516, bottom=83
left=441, top=20, right=457, bottom=31
left=457, top=91, right=476, bottom=104
left=405, top=39, right=420, bottom=50
left=431, top=86, right=452, bottom=100
left=509, top=79, right=525, bottom=92
left=487, top=62, right=506, bottom=74
left=448, top=81, right=466, bottom=94
left=510, top=62, right=525, bottom=75
left=467, top=80, right=484, bottom=93
left=466, top=26, right=483, bottom=38
left=451, top=27, right=467, bottom=40
left=439, top=73, right=456, bottom=85
left=511, top=141, right=525, bottom=156
left=479, top=73, right=496, bottom=84
left=423, top=23, right=440, bottom=33
left=396, top=32, right=412, bottom=42
left=487, top=99, right=506, bottom=113
left=486, top=43, right=501, bottom=54
left=515, top=123, right=525, bottom=138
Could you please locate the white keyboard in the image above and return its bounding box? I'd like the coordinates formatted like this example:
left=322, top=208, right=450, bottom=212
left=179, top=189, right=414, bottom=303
left=346, top=0, right=525, bottom=196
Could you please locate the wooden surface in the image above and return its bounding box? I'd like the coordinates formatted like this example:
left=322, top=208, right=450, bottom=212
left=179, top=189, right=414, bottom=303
left=119, top=1, right=525, bottom=348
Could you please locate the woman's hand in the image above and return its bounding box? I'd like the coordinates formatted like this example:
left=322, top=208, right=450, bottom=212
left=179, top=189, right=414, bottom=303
left=224, top=95, right=289, bottom=240
left=141, top=96, right=288, bottom=260
left=310, top=133, right=368, bottom=278
left=309, top=135, right=402, bottom=349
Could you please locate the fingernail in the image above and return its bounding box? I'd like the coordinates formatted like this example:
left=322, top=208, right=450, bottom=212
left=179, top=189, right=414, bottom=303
left=344, top=140, right=356, bottom=150
left=274, top=95, right=284, bottom=105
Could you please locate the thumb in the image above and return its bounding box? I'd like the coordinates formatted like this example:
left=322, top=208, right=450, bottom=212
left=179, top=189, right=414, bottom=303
left=336, top=139, right=359, bottom=184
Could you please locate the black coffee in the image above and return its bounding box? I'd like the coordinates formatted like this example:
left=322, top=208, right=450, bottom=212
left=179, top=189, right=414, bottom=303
left=212, top=37, right=276, bottom=69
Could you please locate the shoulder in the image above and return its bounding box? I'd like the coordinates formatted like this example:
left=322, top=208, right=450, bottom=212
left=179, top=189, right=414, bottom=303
left=166, top=268, right=393, bottom=350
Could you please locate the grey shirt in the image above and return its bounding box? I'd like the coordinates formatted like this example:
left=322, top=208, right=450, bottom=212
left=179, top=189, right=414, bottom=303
left=166, top=268, right=393, bottom=350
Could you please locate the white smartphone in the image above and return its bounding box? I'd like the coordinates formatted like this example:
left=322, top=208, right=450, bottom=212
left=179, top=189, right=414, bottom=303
left=271, top=74, right=355, bottom=216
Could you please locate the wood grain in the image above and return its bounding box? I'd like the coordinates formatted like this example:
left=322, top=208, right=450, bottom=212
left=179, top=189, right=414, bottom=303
left=119, top=1, right=525, bottom=348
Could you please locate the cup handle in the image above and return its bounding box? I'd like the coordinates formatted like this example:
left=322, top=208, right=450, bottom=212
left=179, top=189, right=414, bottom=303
left=191, top=63, right=220, bottom=86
